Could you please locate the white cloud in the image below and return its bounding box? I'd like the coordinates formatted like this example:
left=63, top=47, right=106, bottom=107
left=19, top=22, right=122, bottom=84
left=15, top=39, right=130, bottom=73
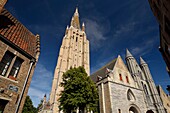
left=83, top=19, right=108, bottom=50
left=28, top=87, right=49, bottom=107
left=28, top=63, right=53, bottom=107
left=113, top=22, right=136, bottom=38
left=91, top=55, right=116, bottom=74
left=131, top=38, right=156, bottom=56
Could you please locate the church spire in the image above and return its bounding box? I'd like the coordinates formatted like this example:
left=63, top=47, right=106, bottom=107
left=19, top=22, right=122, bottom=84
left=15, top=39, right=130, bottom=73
left=71, top=7, right=80, bottom=29
left=82, top=22, right=85, bottom=31
left=140, top=57, right=147, bottom=65
left=126, top=49, right=133, bottom=58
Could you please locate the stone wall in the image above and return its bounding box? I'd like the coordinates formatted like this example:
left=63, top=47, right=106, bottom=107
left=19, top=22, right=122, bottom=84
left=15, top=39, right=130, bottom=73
left=110, top=81, right=147, bottom=113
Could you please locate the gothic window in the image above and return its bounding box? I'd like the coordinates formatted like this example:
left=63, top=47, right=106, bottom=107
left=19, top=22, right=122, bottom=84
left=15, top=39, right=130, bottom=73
left=142, top=82, right=152, bottom=104
left=119, top=74, right=123, bottom=81
left=127, top=89, right=135, bottom=102
left=126, top=76, right=129, bottom=83
left=0, top=51, right=14, bottom=76
left=144, top=84, right=149, bottom=95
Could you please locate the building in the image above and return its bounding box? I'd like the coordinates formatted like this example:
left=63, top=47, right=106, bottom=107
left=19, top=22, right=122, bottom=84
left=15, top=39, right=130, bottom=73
left=148, top=0, right=170, bottom=75
left=157, top=85, right=170, bottom=113
left=39, top=8, right=90, bottom=113
left=0, top=8, right=40, bottom=113
left=91, top=49, right=166, bottom=113
left=0, top=0, right=7, bottom=13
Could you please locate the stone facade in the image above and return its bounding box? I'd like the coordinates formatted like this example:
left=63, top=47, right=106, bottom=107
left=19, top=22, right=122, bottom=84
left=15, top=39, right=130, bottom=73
left=39, top=8, right=90, bottom=113
left=0, top=9, right=40, bottom=113
left=91, top=50, right=166, bottom=113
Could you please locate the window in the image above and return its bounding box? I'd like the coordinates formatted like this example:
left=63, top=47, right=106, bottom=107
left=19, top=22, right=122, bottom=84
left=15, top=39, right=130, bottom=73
left=126, top=76, right=129, bottom=83
left=119, top=74, right=123, bottom=81
left=9, top=57, right=23, bottom=78
left=0, top=51, right=23, bottom=80
left=0, top=51, right=14, bottom=76
left=127, top=89, right=135, bottom=101
left=118, top=109, right=121, bottom=113
left=76, top=37, right=78, bottom=42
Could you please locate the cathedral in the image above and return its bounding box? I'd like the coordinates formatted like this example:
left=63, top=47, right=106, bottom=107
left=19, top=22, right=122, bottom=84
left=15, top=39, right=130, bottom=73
left=39, top=7, right=169, bottom=113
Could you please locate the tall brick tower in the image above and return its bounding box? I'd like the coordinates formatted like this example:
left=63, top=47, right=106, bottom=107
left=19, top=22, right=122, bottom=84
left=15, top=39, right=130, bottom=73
left=49, top=7, right=90, bottom=113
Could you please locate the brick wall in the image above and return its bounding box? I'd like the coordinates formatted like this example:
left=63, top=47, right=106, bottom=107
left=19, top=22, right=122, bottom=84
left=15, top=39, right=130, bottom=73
left=0, top=39, right=37, bottom=113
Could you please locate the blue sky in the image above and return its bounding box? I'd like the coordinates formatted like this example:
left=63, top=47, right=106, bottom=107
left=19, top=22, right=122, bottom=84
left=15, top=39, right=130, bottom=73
left=5, top=0, right=170, bottom=107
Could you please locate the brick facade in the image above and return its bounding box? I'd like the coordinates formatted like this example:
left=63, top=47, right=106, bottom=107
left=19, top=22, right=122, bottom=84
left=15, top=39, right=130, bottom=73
left=0, top=8, right=40, bottom=113
left=0, top=0, right=7, bottom=13
left=148, top=0, right=170, bottom=75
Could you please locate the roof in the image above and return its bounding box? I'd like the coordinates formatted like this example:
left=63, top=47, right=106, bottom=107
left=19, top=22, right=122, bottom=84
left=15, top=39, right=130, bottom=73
left=140, top=57, right=146, bottom=65
left=126, top=49, right=133, bottom=58
left=90, top=58, right=117, bottom=83
left=0, top=9, right=39, bottom=57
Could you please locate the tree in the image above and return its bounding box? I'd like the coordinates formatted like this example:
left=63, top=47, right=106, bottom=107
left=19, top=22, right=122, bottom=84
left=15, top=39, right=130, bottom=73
left=37, top=99, right=43, bottom=111
left=22, top=96, right=37, bottom=113
left=59, top=66, right=98, bottom=113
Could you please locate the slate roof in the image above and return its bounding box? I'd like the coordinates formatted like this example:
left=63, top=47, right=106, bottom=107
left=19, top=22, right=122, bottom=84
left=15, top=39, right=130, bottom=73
left=90, top=58, right=117, bottom=83
left=0, top=9, right=38, bottom=57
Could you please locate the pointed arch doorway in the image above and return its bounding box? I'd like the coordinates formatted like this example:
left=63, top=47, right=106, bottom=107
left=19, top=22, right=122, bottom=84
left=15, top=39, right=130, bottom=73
left=146, top=110, right=154, bottom=113
left=129, top=106, right=140, bottom=113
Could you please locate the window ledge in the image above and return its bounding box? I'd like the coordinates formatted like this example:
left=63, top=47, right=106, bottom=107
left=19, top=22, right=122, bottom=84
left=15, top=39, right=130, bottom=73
left=0, top=75, right=18, bottom=83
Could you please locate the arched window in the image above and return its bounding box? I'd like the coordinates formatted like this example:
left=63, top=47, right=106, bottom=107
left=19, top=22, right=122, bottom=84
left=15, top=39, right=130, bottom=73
left=129, top=106, right=139, bottom=113
left=146, top=110, right=154, bottom=113
left=118, top=109, right=121, bottom=113
left=142, top=83, right=152, bottom=104
left=127, top=89, right=136, bottom=102
left=119, top=74, right=123, bottom=81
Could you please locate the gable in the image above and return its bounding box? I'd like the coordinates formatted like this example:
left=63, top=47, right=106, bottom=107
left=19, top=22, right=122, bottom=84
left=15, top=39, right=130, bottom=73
left=90, top=58, right=117, bottom=83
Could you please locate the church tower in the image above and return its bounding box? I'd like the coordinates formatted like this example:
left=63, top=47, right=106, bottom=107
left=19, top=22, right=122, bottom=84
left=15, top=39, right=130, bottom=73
left=49, top=8, right=90, bottom=113
left=140, top=57, right=165, bottom=113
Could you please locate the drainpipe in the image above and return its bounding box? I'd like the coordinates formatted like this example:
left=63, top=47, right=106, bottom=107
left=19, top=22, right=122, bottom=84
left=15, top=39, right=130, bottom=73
left=101, top=82, right=106, bottom=113
left=15, top=59, right=35, bottom=113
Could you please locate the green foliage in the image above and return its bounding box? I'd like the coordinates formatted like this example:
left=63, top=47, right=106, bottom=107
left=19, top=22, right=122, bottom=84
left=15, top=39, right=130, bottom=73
left=22, top=96, right=38, bottom=113
left=59, top=66, right=98, bottom=113
left=37, top=99, right=43, bottom=111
